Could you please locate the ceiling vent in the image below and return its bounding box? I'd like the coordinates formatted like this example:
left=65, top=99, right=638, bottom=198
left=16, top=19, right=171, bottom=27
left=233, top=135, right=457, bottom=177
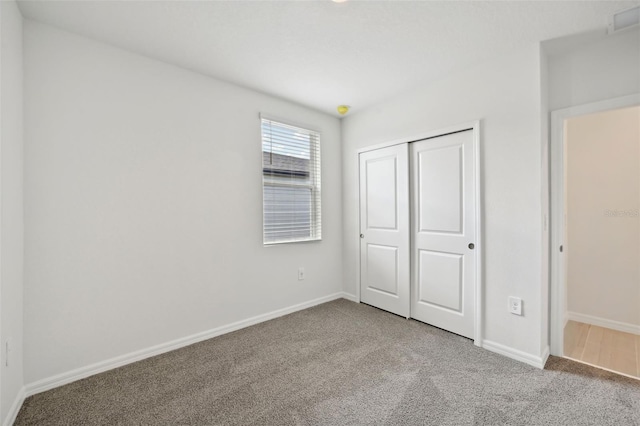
left=608, top=5, right=640, bottom=34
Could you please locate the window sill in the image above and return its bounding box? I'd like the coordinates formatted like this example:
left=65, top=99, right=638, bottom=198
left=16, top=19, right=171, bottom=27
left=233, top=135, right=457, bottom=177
left=264, top=238, right=322, bottom=246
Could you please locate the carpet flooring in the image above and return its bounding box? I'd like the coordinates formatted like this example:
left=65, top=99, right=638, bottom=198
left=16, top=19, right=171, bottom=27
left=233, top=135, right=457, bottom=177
left=15, top=299, right=640, bottom=425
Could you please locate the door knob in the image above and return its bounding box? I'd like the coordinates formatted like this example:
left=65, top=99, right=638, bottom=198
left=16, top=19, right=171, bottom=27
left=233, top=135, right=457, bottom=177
left=468, top=243, right=475, bottom=250
left=360, top=234, right=364, bottom=239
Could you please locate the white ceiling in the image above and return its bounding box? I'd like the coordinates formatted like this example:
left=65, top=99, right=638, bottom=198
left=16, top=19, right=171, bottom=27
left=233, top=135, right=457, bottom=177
left=17, top=0, right=639, bottom=117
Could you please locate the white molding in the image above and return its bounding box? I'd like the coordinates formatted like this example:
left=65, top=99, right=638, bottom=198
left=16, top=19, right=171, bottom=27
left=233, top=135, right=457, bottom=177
left=482, top=340, right=548, bottom=369
left=258, top=113, right=321, bottom=136
left=355, top=120, right=478, bottom=154
left=356, top=121, right=483, bottom=346
left=355, top=150, right=362, bottom=304
left=567, top=312, right=640, bottom=336
left=473, top=121, right=483, bottom=348
left=552, top=94, right=640, bottom=122
left=340, top=292, right=358, bottom=303
left=3, top=386, right=25, bottom=426
left=540, top=345, right=550, bottom=368
left=25, top=293, right=348, bottom=397
left=549, top=93, right=640, bottom=357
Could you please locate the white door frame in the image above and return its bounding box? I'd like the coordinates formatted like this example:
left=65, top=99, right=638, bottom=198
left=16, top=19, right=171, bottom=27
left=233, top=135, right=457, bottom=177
left=549, top=93, right=640, bottom=356
left=356, top=120, right=483, bottom=347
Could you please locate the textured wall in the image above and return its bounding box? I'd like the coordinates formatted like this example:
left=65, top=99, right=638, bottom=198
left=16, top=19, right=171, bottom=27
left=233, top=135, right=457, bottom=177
left=23, top=21, right=343, bottom=384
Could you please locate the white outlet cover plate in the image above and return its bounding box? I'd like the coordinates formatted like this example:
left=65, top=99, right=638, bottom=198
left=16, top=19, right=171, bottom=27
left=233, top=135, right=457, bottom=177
left=508, top=297, right=522, bottom=315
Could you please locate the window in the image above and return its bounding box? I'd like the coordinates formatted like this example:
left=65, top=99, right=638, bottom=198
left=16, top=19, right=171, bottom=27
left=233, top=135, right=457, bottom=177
left=261, top=117, right=321, bottom=244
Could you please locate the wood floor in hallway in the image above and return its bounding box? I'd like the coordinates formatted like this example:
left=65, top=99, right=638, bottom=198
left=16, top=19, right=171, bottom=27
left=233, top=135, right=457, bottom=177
left=564, top=320, right=640, bottom=379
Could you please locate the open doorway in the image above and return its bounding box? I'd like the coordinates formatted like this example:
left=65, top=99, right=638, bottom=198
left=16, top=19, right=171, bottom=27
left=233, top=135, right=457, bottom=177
left=550, top=95, right=640, bottom=379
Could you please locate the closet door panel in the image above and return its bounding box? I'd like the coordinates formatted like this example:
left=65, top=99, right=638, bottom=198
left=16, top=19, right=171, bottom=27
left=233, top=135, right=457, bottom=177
left=359, top=144, right=410, bottom=317
left=411, top=130, right=476, bottom=339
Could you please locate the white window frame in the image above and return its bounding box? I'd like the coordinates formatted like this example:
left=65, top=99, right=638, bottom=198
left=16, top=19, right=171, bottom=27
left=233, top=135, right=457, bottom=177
left=260, top=114, right=322, bottom=245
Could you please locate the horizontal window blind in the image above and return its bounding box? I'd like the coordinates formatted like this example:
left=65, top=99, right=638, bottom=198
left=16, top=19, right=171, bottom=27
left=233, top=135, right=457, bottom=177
left=262, top=118, right=321, bottom=244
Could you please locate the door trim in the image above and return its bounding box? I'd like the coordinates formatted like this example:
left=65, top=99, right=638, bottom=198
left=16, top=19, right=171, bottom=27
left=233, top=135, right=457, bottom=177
left=549, top=93, right=640, bottom=356
left=356, top=120, right=483, bottom=347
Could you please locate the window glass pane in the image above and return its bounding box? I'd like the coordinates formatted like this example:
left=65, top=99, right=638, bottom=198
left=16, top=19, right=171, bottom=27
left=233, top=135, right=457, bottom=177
left=263, top=185, right=312, bottom=243
left=261, top=118, right=320, bottom=244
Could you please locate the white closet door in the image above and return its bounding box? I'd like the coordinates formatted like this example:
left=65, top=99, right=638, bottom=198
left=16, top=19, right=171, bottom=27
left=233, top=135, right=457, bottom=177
left=359, top=144, right=410, bottom=318
left=411, top=131, right=476, bottom=339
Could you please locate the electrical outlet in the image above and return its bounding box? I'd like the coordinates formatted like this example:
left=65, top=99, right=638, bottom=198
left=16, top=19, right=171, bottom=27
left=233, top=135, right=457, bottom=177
left=298, top=267, right=305, bottom=281
left=508, top=297, right=522, bottom=316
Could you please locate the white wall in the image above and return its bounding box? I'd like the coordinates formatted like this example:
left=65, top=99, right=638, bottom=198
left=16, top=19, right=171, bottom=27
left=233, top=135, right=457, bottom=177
left=566, top=106, right=640, bottom=328
left=0, top=0, right=25, bottom=423
left=342, top=45, right=546, bottom=360
left=544, top=26, right=640, bottom=340
left=23, top=21, right=343, bottom=385
left=546, top=27, right=640, bottom=111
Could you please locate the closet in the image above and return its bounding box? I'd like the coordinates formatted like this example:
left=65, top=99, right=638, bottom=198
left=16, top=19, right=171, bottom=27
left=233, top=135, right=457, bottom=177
left=359, top=129, right=478, bottom=339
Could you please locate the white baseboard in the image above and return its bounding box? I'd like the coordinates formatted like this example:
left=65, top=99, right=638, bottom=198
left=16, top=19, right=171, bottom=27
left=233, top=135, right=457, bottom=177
left=3, top=386, right=25, bottom=426
left=340, top=292, right=358, bottom=302
left=567, top=311, right=640, bottom=336
left=25, top=292, right=351, bottom=397
left=540, top=345, right=550, bottom=368
left=482, top=340, right=548, bottom=369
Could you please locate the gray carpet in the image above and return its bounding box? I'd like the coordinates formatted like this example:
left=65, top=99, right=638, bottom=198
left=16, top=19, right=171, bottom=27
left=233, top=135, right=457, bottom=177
left=15, top=299, right=640, bottom=425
